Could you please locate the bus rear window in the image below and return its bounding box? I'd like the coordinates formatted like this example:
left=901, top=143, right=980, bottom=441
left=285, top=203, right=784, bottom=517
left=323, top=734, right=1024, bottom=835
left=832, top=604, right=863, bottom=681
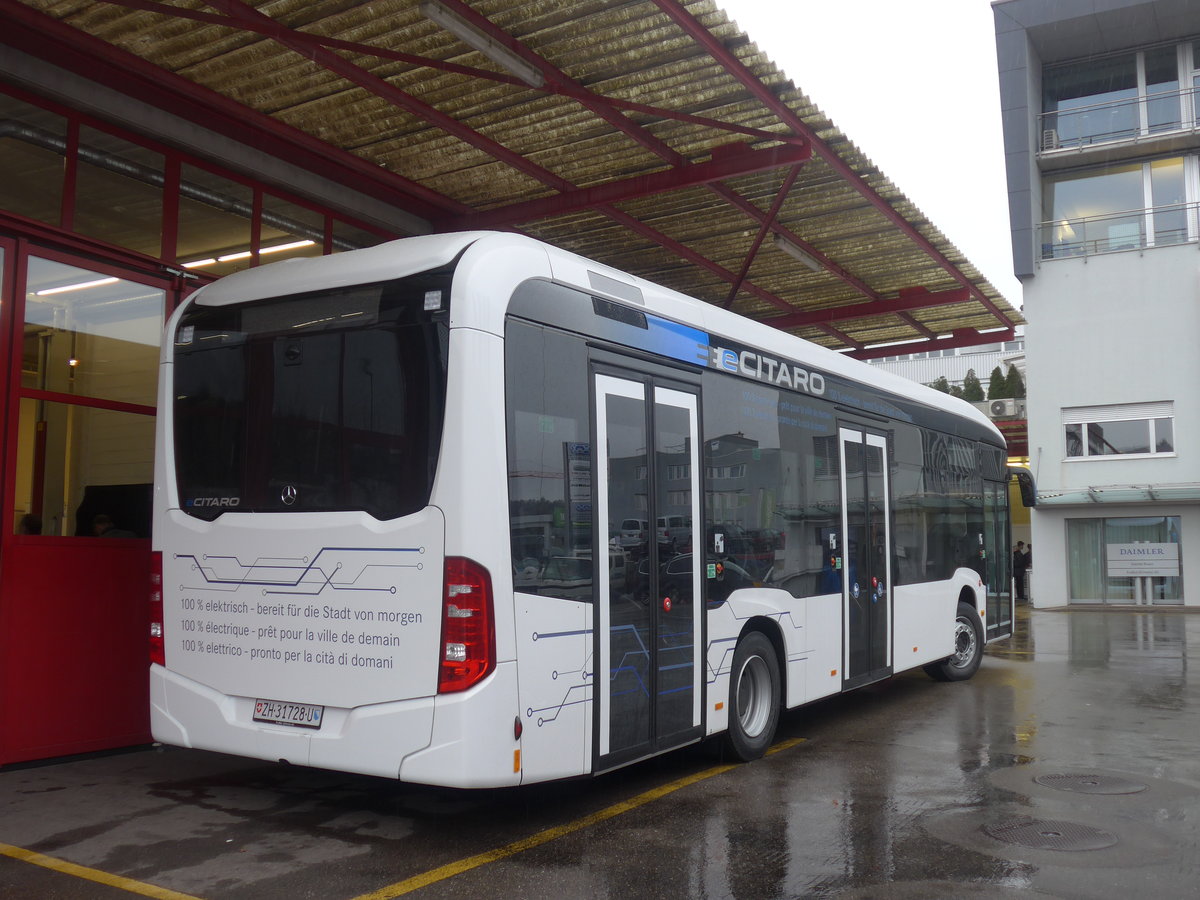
left=172, top=273, right=450, bottom=521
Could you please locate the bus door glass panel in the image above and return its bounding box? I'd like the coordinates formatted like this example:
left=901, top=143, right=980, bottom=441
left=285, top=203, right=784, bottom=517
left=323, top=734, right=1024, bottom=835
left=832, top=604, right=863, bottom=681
left=652, top=387, right=701, bottom=744
left=839, top=428, right=891, bottom=685
left=596, top=376, right=651, bottom=758
left=983, top=482, right=1012, bottom=638
left=594, top=374, right=701, bottom=763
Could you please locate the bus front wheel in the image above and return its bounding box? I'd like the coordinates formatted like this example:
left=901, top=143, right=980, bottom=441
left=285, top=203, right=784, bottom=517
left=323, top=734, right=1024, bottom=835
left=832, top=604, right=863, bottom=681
left=924, top=602, right=984, bottom=682
left=725, top=631, right=780, bottom=761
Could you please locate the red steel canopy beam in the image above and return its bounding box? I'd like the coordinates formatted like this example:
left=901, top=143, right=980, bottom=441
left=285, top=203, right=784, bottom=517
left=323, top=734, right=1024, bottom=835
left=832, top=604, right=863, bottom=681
left=724, top=164, right=802, bottom=308
left=896, top=312, right=937, bottom=339
left=761, top=287, right=972, bottom=331
left=816, top=324, right=864, bottom=352
left=451, top=143, right=810, bottom=231
left=650, top=0, right=1016, bottom=329
left=601, top=205, right=795, bottom=315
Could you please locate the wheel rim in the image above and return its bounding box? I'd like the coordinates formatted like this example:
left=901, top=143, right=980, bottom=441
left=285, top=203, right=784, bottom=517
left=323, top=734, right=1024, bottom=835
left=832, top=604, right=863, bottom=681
left=950, top=615, right=977, bottom=669
left=736, top=654, right=771, bottom=737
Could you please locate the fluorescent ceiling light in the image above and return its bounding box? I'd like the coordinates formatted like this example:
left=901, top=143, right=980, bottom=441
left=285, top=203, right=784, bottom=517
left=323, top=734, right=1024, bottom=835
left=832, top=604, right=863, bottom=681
left=420, top=0, right=544, bottom=88
left=976, top=326, right=1010, bottom=334
left=260, top=239, right=316, bottom=255
left=182, top=239, right=317, bottom=269
left=36, top=277, right=119, bottom=296
left=772, top=234, right=823, bottom=272
left=865, top=337, right=928, bottom=350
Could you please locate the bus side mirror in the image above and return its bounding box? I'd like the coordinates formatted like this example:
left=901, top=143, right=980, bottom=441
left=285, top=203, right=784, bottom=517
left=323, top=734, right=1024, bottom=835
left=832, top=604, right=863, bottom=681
left=1010, top=467, right=1037, bottom=508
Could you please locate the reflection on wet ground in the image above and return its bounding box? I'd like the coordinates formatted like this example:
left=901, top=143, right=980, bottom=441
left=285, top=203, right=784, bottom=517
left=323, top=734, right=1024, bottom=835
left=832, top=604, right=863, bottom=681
left=0, top=608, right=1196, bottom=899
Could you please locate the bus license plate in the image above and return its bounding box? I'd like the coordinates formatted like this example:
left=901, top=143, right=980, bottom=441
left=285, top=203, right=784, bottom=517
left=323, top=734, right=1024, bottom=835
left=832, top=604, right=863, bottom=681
left=253, top=699, right=324, bottom=729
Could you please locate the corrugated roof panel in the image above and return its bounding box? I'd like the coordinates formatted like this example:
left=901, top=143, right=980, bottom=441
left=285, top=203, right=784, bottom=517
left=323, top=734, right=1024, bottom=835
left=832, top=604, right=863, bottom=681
left=8, top=0, right=1021, bottom=353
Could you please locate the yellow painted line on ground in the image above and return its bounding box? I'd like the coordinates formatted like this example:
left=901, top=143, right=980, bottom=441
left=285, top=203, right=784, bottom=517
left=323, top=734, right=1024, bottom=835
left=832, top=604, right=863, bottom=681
left=0, top=841, right=203, bottom=900
left=353, top=737, right=806, bottom=900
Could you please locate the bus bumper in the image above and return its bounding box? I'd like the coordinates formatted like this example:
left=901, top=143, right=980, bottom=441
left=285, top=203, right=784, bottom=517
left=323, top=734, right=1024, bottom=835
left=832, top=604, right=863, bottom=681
left=151, top=664, right=435, bottom=780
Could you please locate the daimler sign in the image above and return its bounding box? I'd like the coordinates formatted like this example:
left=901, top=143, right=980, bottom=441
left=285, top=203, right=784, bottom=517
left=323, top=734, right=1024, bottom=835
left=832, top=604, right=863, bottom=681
left=1105, top=543, right=1180, bottom=577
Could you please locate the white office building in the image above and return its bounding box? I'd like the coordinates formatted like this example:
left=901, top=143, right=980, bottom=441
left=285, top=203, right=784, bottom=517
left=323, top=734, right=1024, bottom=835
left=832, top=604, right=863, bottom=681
left=994, top=0, right=1199, bottom=607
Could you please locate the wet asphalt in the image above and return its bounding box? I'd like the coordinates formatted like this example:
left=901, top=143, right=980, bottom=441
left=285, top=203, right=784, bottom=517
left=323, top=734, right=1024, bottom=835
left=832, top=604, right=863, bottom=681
left=1, top=606, right=1197, bottom=899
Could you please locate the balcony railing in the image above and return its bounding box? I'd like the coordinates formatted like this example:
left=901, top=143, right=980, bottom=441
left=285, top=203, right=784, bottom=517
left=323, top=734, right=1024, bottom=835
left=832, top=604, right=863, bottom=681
left=1039, top=202, right=1200, bottom=260
left=1039, top=85, right=1200, bottom=152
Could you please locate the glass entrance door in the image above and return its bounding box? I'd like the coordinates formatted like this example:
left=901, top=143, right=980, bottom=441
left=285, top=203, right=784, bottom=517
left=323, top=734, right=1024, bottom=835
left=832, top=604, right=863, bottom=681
left=594, top=373, right=702, bottom=766
left=839, top=427, right=892, bottom=688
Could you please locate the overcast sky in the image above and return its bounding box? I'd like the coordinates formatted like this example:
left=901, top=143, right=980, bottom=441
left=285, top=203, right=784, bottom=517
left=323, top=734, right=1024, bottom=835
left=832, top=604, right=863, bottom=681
left=717, top=0, right=1022, bottom=308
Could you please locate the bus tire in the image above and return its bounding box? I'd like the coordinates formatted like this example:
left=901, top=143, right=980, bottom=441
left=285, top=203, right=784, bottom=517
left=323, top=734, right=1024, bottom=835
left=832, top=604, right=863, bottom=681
left=924, top=602, right=984, bottom=682
left=725, top=631, right=780, bottom=761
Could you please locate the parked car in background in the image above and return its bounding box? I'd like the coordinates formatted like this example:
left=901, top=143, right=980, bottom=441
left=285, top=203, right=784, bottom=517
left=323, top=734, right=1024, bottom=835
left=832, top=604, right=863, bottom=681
left=656, top=515, right=692, bottom=551
left=619, top=518, right=649, bottom=551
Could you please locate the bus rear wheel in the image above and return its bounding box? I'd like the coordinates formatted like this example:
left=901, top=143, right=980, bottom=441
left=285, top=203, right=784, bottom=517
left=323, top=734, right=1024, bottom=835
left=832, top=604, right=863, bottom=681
left=725, top=631, right=780, bottom=761
left=924, top=602, right=984, bottom=682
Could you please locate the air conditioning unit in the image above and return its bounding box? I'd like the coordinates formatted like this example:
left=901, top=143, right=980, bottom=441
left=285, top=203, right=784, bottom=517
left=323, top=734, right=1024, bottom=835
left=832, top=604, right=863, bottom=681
left=990, top=399, right=1017, bottom=417
left=1042, top=128, right=1060, bottom=151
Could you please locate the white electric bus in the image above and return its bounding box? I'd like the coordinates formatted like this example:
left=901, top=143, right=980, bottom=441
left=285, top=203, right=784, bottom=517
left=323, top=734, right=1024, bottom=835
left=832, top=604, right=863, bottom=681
left=150, top=232, right=1015, bottom=787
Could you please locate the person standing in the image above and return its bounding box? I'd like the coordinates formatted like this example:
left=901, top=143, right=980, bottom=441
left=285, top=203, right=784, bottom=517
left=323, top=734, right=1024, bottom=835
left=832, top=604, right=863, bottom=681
left=1012, top=541, right=1029, bottom=602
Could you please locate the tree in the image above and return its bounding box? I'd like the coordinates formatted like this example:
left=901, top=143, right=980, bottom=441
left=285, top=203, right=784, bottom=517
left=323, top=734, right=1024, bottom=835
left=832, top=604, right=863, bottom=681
left=987, top=366, right=1009, bottom=399
left=950, top=383, right=965, bottom=399
left=962, top=368, right=985, bottom=402
left=929, top=376, right=951, bottom=394
left=1005, top=365, right=1026, bottom=399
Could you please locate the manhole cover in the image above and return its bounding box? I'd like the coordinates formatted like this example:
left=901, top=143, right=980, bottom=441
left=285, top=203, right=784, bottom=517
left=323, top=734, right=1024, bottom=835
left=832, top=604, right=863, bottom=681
left=983, top=817, right=1119, bottom=851
left=1034, top=773, right=1148, bottom=795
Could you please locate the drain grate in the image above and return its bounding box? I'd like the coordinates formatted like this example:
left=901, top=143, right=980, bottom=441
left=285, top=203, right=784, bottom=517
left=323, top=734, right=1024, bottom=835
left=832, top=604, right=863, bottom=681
left=983, top=817, right=1119, bottom=851
left=1034, top=773, right=1148, bottom=795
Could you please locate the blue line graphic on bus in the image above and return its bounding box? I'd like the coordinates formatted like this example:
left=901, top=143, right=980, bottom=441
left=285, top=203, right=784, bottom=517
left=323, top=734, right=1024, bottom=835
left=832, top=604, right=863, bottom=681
left=176, top=546, right=423, bottom=596
left=526, top=628, right=593, bottom=728
left=704, top=606, right=806, bottom=690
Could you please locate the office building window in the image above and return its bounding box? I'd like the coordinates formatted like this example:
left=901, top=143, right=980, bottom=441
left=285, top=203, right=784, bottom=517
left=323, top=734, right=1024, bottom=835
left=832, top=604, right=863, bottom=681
left=1042, top=45, right=1189, bottom=150
left=1063, top=402, right=1175, bottom=459
left=1042, top=156, right=1195, bottom=258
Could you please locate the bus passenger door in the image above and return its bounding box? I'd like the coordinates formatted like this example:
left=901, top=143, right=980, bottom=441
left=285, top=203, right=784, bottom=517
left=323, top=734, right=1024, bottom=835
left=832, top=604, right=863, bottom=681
left=594, top=373, right=703, bottom=769
left=838, top=427, right=893, bottom=688
left=983, top=481, right=1012, bottom=639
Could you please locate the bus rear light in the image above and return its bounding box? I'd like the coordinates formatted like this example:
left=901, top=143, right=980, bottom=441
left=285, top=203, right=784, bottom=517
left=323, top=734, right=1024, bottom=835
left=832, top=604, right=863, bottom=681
left=149, top=551, right=165, bottom=667
left=438, top=557, right=495, bottom=693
